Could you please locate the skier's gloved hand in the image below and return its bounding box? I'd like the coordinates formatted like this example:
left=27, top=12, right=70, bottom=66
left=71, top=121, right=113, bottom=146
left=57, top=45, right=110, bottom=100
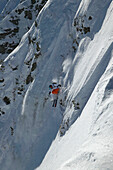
left=49, top=92, right=51, bottom=95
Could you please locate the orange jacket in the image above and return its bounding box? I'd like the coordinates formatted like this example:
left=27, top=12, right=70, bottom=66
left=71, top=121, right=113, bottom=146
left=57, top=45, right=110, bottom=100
left=52, top=88, right=59, bottom=94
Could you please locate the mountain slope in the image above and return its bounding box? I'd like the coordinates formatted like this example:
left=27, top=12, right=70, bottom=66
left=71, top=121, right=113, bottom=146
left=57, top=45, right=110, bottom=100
left=0, top=0, right=8, bottom=15
left=0, top=0, right=47, bottom=62
left=0, top=0, right=113, bottom=170
left=0, top=0, right=23, bottom=18
left=36, top=0, right=113, bottom=169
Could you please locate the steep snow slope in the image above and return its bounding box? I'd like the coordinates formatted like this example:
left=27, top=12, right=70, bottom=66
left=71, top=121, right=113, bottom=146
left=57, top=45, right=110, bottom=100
left=0, top=0, right=80, bottom=169
left=0, top=0, right=113, bottom=170
left=0, top=0, right=22, bottom=18
left=0, top=0, right=47, bottom=62
left=0, top=0, right=8, bottom=14
left=36, top=0, right=113, bottom=170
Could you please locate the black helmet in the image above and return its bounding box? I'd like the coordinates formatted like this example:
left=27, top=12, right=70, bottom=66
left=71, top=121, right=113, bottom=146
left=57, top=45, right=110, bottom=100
left=49, top=85, right=53, bottom=89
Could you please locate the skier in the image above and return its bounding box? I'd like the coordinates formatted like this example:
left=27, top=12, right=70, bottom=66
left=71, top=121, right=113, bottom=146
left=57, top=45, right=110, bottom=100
left=49, top=83, right=61, bottom=107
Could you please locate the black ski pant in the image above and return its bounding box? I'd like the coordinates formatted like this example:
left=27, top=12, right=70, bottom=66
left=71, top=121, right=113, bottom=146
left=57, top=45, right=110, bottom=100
left=52, top=99, right=57, bottom=107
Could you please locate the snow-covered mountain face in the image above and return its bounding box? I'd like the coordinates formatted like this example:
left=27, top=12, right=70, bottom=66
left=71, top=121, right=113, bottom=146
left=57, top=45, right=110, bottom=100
left=0, top=0, right=23, bottom=17
left=0, top=0, right=47, bottom=62
left=0, top=0, right=113, bottom=170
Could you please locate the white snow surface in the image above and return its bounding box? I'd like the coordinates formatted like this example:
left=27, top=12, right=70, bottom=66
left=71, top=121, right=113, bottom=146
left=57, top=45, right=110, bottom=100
left=0, top=0, right=22, bottom=17
left=0, top=0, right=113, bottom=170
left=0, top=0, right=47, bottom=61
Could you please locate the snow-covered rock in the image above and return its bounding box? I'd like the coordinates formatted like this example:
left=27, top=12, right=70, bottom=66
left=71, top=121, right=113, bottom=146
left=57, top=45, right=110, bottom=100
left=0, top=0, right=48, bottom=62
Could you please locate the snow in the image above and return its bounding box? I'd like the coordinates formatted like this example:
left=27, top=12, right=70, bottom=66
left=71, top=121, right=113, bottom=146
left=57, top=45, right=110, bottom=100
left=36, top=0, right=113, bottom=170
left=0, top=0, right=113, bottom=170
left=0, top=0, right=21, bottom=18
left=0, top=0, right=7, bottom=14
left=0, top=0, right=48, bottom=61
